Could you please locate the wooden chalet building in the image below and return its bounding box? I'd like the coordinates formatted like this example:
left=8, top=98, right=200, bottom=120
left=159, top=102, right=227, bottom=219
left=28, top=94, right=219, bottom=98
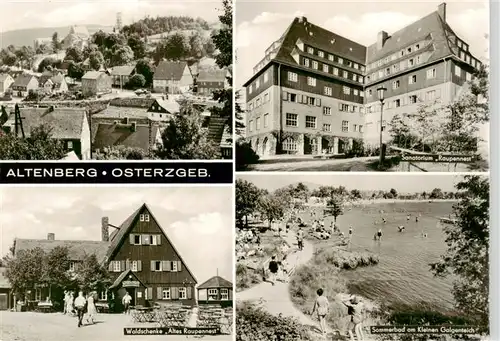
left=12, top=204, right=198, bottom=311
left=197, top=276, right=233, bottom=308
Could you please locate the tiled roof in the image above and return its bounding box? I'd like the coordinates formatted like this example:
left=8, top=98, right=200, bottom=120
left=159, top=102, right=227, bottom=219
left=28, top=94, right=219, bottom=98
left=110, top=65, right=136, bottom=77
left=82, top=71, right=105, bottom=80
left=109, top=269, right=146, bottom=289
left=106, top=203, right=198, bottom=283
left=207, top=115, right=229, bottom=145
left=14, top=239, right=110, bottom=262
left=154, top=99, right=180, bottom=114
left=93, top=106, right=149, bottom=119
left=197, top=70, right=227, bottom=82
left=92, top=122, right=157, bottom=152
left=12, top=74, right=37, bottom=88
left=197, top=276, right=232, bottom=289
left=153, top=61, right=189, bottom=80
left=109, top=97, right=155, bottom=108
left=366, top=11, right=452, bottom=63
left=6, top=107, right=86, bottom=139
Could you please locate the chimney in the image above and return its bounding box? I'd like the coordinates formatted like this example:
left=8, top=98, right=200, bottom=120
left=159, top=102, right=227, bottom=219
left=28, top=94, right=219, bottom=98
left=377, top=31, right=389, bottom=50
left=47, top=233, right=55, bottom=241
left=438, top=3, right=446, bottom=22
left=101, top=217, right=109, bottom=242
left=297, top=16, right=307, bottom=23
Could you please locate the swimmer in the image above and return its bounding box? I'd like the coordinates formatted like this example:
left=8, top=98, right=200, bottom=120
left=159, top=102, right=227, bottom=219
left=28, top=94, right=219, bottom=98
left=398, top=226, right=405, bottom=232
left=406, top=215, right=411, bottom=221
left=382, top=217, right=387, bottom=224
left=422, top=232, right=428, bottom=238
left=376, top=229, right=382, bottom=241
left=348, top=226, right=353, bottom=236
left=415, top=216, right=419, bottom=223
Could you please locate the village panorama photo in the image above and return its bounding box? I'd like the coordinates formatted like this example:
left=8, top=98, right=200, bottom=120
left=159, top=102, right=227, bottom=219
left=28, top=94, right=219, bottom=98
left=0, top=186, right=234, bottom=340
left=0, top=0, right=233, bottom=160
left=234, top=1, right=489, bottom=172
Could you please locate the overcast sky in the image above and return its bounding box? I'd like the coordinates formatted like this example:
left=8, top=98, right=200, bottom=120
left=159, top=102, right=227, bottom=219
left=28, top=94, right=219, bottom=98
left=235, top=0, right=489, bottom=88
left=237, top=174, right=481, bottom=193
left=0, top=0, right=221, bottom=32
left=0, top=186, right=233, bottom=284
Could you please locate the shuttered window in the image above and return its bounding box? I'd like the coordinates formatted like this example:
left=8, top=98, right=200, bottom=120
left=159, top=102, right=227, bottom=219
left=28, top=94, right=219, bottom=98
left=187, top=287, right=192, bottom=299
left=171, top=287, right=179, bottom=300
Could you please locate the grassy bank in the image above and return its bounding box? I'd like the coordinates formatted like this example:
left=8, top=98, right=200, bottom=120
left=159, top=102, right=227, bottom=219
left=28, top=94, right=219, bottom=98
left=289, top=247, right=380, bottom=333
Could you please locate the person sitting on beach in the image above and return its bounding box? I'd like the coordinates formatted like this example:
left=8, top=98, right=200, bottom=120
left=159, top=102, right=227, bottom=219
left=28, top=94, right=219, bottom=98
left=311, top=288, right=329, bottom=337
left=343, top=296, right=365, bottom=341
left=398, top=226, right=405, bottom=232
left=268, top=256, right=279, bottom=285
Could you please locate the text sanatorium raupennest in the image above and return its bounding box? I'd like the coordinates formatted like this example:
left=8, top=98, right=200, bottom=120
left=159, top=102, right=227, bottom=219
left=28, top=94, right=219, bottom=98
left=4, top=167, right=210, bottom=178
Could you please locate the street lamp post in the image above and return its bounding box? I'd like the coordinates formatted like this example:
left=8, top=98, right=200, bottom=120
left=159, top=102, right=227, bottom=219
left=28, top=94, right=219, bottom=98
left=377, top=86, right=387, bottom=168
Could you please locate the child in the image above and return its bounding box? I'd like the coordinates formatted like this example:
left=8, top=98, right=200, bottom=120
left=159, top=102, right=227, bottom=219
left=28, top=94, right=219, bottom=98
left=311, top=288, right=329, bottom=337
left=343, top=296, right=365, bottom=341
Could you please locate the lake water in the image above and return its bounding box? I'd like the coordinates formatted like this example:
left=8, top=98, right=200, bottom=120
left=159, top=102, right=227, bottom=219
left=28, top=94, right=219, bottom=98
left=300, top=201, right=455, bottom=312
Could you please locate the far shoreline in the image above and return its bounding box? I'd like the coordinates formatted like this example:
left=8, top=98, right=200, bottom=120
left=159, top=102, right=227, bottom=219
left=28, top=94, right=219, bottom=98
left=304, top=198, right=459, bottom=207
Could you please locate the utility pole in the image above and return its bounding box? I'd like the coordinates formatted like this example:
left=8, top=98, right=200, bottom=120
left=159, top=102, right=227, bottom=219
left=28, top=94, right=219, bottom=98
left=14, top=104, right=26, bottom=138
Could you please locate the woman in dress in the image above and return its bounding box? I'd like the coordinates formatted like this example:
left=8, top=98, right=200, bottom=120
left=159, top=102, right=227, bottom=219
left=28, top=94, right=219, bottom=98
left=86, top=292, right=97, bottom=324
left=67, top=291, right=75, bottom=316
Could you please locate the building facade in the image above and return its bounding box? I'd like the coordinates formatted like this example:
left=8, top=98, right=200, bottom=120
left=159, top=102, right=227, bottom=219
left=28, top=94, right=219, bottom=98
left=0, top=74, right=15, bottom=94
left=82, top=71, right=112, bottom=97
left=153, top=61, right=193, bottom=94
left=11, top=75, right=39, bottom=97
left=243, top=3, right=482, bottom=157
left=197, top=276, right=233, bottom=308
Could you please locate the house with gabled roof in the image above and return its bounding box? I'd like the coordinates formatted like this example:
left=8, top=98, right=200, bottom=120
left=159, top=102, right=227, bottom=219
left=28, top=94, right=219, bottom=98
left=39, top=72, right=68, bottom=94
left=153, top=61, right=193, bottom=94
left=81, top=71, right=112, bottom=97
left=11, top=204, right=198, bottom=311
left=10, top=74, right=39, bottom=97
left=196, top=69, right=229, bottom=96
left=110, top=65, right=137, bottom=88
left=197, top=275, right=233, bottom=308
left=0, top=74, right=14, bottom=94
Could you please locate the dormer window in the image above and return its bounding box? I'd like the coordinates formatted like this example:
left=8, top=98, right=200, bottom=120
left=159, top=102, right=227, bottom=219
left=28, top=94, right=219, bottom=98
left=318, top=51, right=324, bottom=58
left=307, top=47, right=314, bottom=54
left=69, top=262, right=75, bottom=271
left=140, top=214, right=150, bottom=222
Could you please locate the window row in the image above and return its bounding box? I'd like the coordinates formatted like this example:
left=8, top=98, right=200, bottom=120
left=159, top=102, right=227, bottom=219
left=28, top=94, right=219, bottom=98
left=323, top=85, right=364, bottom=98
left=248, top=91, right=270, bottom=111
left=367, top=53, right=426, bottom=83
left=248, top=70, right=271, bottom=94
left=366, top=89, right=442, bottom=113
left=367, top=40, right=426, bottom=72
left=154, top=286, right=191, bottom=300
left=109, top=260, right=182, bottom=272
left=248, top=113, right=270, bottom=132
left=130, top=234, right=162, bottom=245
left=302, top=57, right=364, bottom=84
left=139, top=214, right=150, bottom=222
left=302, top=44, right=365, bottom=72
left=322, top=121, right=363, bottom=133
left=283, top=89, right=321, bottom=106
left=207, top=288, right=230, bottom=301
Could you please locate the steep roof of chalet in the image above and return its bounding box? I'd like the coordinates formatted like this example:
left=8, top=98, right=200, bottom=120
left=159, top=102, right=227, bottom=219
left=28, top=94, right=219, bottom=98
left=197, top=70, right=227, bottom=83
left=12, top=74, right=37, bottom=88
left=92, top=122, right=157, bottom=152
left=207, top=115, right=229, bottom=145
left=365, top=11, right=453, bottom=63
left=109, top=269, right=146, bottom=289
left=197, top=276, right=232, bottom=289
left=14, top=239, right=110, bottom=262
left=110, top=65, right=136, bottom=77
left=106, top=203, right=197, bottom=283
left=153, top=61, right=190, bottom=81
left=5, top=107, right=86, bottom=139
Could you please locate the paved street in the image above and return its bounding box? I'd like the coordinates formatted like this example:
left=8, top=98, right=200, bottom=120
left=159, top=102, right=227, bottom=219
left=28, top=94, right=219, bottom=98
left=248, top=156, right=380, bottom=172
left=0, top=311, right=233, bottom=341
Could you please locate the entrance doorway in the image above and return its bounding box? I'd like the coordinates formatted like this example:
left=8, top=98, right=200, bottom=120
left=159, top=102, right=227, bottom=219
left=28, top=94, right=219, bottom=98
left=0, top=293, right=8, bottom=310
left=126, top=288, right=136, bottom=306
left=262, top=137, right=268, bottom=156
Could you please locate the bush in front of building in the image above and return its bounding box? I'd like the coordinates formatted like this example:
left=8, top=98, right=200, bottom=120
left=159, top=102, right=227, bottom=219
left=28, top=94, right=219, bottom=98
left=236, top=138, right=259, bottom=171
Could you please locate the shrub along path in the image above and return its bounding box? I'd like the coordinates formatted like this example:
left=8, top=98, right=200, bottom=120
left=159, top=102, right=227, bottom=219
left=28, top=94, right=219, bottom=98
left=236, top=233, right=333, bottom=336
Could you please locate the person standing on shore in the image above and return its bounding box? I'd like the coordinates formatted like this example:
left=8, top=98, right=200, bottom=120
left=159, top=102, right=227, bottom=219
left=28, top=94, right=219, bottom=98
left=297, top=228, right=304, bottom=251
left=311, top=288, right=329, bottom=337
left=268, top=256, right=279, bottom=286
left=343, top=296, right=365, bottom=341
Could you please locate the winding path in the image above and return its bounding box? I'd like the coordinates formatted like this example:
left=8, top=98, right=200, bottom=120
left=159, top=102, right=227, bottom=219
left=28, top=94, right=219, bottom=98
left=237, top=233, right=332, bottom=334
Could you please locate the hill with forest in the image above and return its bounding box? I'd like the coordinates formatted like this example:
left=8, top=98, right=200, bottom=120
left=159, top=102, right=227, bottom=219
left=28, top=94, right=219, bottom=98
left=0, top=25, right=113, bottom=48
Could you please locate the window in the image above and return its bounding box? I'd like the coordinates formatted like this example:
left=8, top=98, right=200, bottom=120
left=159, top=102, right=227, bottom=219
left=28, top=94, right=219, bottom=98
left=249, top=120, right=253, bottom=132
left=256, top=98, right=261, bottom=107
left=303, top=58, right=310, bottom=67
left=343, top=86, right=350, bottom=95
left=360, top=91, right=364, bottom=98
left=407, top=47, right=412, bottom=54
left=113, top=261, right=121, bottom=272
left=256, top=79, right=260, bottom=88
left=283, top=137, right=298, bottom=151
left=322, top=64, right=329, bottom=73
left=454, top=65, right=461, bottom=77
left=343, top=71, right=348, bottom=78
left=69, top=262, right=75, bottom=271
left=318, top=51, right=324, bottom=58
left=323, top=107, right=331, bottom=115
left=347, top=61, right=352, bottom=67
left=340, top=103, right=349, bottom=112
left=328, top=54, right=334, bottom=61
left=289, top=93, right=296, bottom=102
left=264, top=93, right=269, bottom=102
left=308, top=97, right=317, bottom=106
left=256, top=117, right=261, bottom=130
left=415, top=44, right=420, bottom=50
left=352, top=74, right=357, bottom=81
left=354, top=89, right=358, bottom=96
left=353, top=124, right=358, bottom=132
left=338, top=57, right=343, bottom=64
left=140, top=214, right=145, bottom=221
left=427, top=69, right=436, bottom=79
left=208, top=289, right=218, bottom=300
left=416, top=56, right=421, bottom=64
left=409, top=75, right=417, bottom=84
left=322, top=124, right=331, bottom=132
left=312, top=61, right=318, bottom=69
left=220, top=289, right=229, bottom=301
left=394, top=99, right=401, bottom=107
left=99, top=291, right=108, bottom=301
left=35, top=288, right=42, bottom=301
left=162, top=288, right=171, bottom=299
left=67, top=141, right=73, bottom=149
left=381, top=120, right=387, bottom=131
left=408, top=59, right=414, bottom=67
left=409, top=95, right=417, bottom=104
left=307, top=77, right=316, bottom=86
left=264, top=113, right=269, bottom=127
left=342, top=121, right=349, bottom=132
left=385, top=68, right=390, bottom=76
left=393, top=64, right=399, bottom=72
left=367, top=106, right=372, bottom=113
left=427, top=90, right=436, bottom=101
left=359, top=125, right=364, bottom=133
left=288, top=72, right=298, bottom=82
left=307, top=47, right=314, bottom=54
left=392, top=80, right=400, bottom=89
left=305, top=116, right=316, bottom=129
left=354, top=63, right=359, bottom=69
left=264, top=72, right=269, bottom=82
left=378, top=70, right=384, bottom=78
left=466, top=72, right=472, bottom=81
left=172, top=261, right=178, bottom=272
left=333, top=68, right=339, bottom=76
left=286, top=113, right=298, bottom=127
left=368, top=89, right=373, bottom=96
left=324, top=86, right=332, bottom=96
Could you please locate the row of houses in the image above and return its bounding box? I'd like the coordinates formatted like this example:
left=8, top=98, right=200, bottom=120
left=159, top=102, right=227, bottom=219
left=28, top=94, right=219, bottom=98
left=0, top=96, right=232, bottom=159
left=0, top=204, right=233, bottom=311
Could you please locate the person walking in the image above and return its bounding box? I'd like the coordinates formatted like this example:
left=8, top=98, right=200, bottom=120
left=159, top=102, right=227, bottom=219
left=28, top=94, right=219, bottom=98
left=280, top=256, right=289, bottom=283
left=63, top=291, right=68, bottom=315
left=67, top=291, right=75, bottom=316
left=311, top=288, right=329, bottom=337
left=297, top=227, right=304, bottom=251
left=122, top=292, right=132, bottom=314
left=268, top=256, right=279, bottom=286
left=74, top=291, right=86, bottom=327
left=86, top=292, right=97, bottom=324
left=343, top=296, right=365, bottom=341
